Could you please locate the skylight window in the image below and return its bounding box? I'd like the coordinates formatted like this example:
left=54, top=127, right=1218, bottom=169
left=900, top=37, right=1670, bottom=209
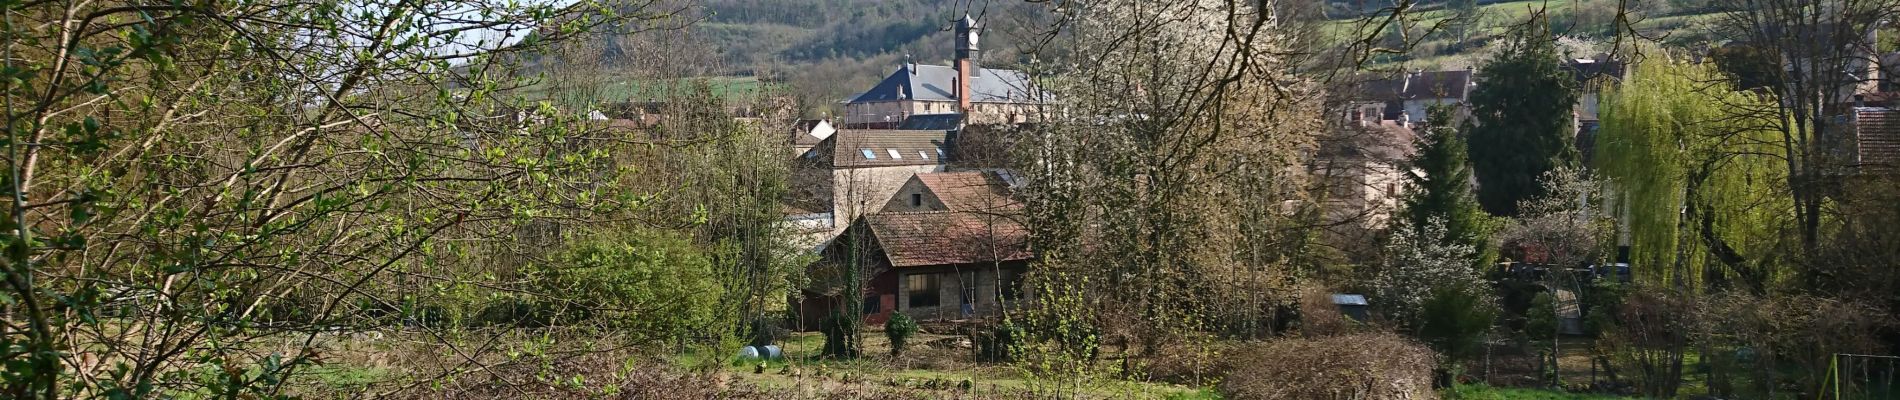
left=861, top=149, right=877, bottom=159
left=888, top=149, right=903, bottom=159
left=935, top=147, right=945, bottom=158
left=918, top=151, right=930, bottom=159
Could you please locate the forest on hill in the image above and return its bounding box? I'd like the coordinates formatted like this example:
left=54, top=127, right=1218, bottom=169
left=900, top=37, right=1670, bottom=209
left=578, top=0, right=1737, bottom=117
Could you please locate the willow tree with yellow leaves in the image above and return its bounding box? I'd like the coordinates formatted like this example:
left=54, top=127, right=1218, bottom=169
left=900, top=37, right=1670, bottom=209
left=1595, top=57, right=1787, bottom=292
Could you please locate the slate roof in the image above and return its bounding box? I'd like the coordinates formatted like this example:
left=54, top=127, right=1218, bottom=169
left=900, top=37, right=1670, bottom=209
left=849, top=64, right=1038, bottom=104
left=825, top=130, right=954, bottom=168
left=1566, top=57, right=1626, bottom=88
left=915, top=171, right=1019, bottom=212
left=1854, top=107, right=1900, bottom=170
left=864, top=211, right=1031, bottom=268
left=898, top=114, right=965, bottom=130
left=1352, top=70, right=1474, bottom=103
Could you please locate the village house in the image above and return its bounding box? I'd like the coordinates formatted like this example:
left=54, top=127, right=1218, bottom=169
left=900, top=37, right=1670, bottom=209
left=1344, top=69, right=1474, bottom=125
left=796, top=170, right=1029, bottom=329
left=842, top=15, right=1044, bottom=128
left=1828, top=107, right=1900, bottom=175
left=789, top=118, right=836, bottom=156
left=1312, top=118, right=1419, bottom=228
left=785, top=129, right=955, bottom=250
left=1565, top=55, right=1626, bottom=165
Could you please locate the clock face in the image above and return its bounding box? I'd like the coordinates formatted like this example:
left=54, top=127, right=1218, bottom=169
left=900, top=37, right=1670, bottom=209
left=968, top=32, right=979, bottom=47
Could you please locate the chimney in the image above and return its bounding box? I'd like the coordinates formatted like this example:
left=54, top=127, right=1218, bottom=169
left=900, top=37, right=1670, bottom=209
left=955, top=15, right=981, bottom=114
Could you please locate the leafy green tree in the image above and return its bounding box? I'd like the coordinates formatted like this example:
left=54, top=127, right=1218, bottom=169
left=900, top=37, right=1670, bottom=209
left=1466, top=15, right=1580, bottom=217
left=1401, top=105, right=1495, bottom=267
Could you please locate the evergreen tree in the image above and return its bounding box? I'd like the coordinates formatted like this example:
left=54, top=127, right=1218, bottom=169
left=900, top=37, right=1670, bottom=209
left=1465, top=16, right=1579, bottom=217
left=1401, top=104, right=1494, bottom=266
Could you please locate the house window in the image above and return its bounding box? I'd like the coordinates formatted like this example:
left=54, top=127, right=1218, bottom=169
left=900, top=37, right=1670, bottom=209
left=998, top=269, right=1024, bottom=301
left=888, top=149, right=903, bottom=159
left=906, top=273, right=940, bottom=308
left=911, top=193, right=923, bottom=207
left=861, top=149, right=877, bottom=159
left=919, top=150, right=930, bottom=159
left=863, top=296, right=880, bottom=314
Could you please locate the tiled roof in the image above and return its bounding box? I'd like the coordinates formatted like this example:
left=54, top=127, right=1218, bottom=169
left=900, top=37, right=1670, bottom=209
left=865, top=211, right=1030, bottom=268
left=1856, top=108, right=1900, bottom=170
left=828, top=130, right=953, bottom=168
left=916, top=171, right=1019, bottom=212
left=850, top=64, right=1039, bottom=104
left=1352, top=70, right=1473, bottom=103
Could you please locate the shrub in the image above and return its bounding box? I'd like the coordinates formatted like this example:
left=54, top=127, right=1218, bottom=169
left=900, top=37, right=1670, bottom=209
left=1296, top=286, right=1352, bottom=337
left=1416, top=286, right=1497, bottom=367
left=472, top=298, right=559, bottom=328
left=746, top=315, right=788, bottom=347
left=884, top=313, right=919, bottom=357
left=1525, top=292, right=1557, bottom=340
left=527, top=229, right=724, bottom=342
left=975, top=323, right=1019, bottom=363
left=821, top=313, right=862, bottom=359
left=1218, top=332, right=1437, bottom=400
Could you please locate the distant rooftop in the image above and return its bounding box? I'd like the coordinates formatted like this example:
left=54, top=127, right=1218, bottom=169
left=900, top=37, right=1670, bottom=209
left=850, top=64, right=1039, bottom=104
left=824, top=130, right=954, bottom=168
left=1352, top=70, right=1474, bottom=103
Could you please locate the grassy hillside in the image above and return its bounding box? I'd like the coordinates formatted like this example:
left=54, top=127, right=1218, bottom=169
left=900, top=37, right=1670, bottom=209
left=574, top=0, right=1058, bottom=115
left=556, top=0, right=1721, bottom=113
left=1324, top=0, right=1724, bottom=70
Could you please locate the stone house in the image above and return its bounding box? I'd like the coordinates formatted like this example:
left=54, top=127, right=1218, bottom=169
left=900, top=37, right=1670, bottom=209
left=1312, top=120, right=1419, bottom=228
left=786, top=129, right=955, bottom=251
left=796, top=172, right=1029, bottom=329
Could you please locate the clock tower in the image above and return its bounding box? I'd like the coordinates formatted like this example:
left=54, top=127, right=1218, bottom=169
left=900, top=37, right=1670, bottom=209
left=954, top=15, right=980, bottom=114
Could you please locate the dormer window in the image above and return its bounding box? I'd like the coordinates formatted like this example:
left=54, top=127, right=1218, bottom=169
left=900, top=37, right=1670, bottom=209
left=861, top=149, right=877, bottom=159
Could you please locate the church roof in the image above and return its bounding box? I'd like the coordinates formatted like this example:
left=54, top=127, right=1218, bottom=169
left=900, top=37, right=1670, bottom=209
left=849, top=64, right=1039, bottom=104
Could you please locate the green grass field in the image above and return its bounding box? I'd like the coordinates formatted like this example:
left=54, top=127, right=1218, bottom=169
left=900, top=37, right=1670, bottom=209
left=1323, top=0, right=1724, bottom=69
left=687, top=331, right=1215, bottom=399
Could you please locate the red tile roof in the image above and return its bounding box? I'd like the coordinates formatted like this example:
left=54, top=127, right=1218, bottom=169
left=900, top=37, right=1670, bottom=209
left=916, top=171, right=1019, bottom=212
left=1856, top=108, right=1900, bottom=170
left=865, top=211, right=1030, bottom=268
